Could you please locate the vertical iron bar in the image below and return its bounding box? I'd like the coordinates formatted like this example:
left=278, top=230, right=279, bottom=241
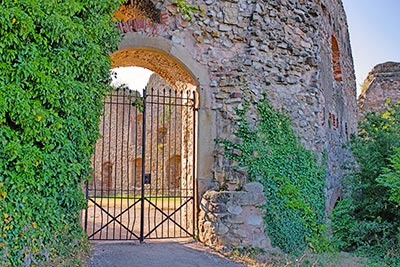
left=113, top=92, right=120, bottom=239
left=119, top=91, right=126, bottom=239
left=106, top=93, right=113, bottom=239
left=161, top=87, right=166, bottom=238
left=151, top=87, right=156, bottom=238
left=154, top=87, right=161, bottom=238
left=188, top=90, right=192, bottom=236
left=173, top=90, right=178, bottom=238
left=181, top=90, right=185, bottom=236
left=166, top=88, right=176, bottom=237
left=185, top=90, right=191, bottom=234
left=167, top=88, right=172, bottom=237
left=84, top=175, right=89, bottom=234
left=130, top=93, right=139, bottom=239
left=98, top=95, right=107, bottom=239
left=140, top=88, right=147, bottom=242
left=125, top=91, right=132, bottom=239
left=192, top=89, right=197, bottom=237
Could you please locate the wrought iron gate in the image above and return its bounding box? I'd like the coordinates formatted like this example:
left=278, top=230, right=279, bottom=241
left=82, top=86, right=197, bottom=241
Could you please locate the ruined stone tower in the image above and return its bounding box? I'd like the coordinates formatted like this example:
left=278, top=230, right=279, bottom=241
left=358, top=62, right=400, bottom=119
left=110, top=0, right=357, bottom=214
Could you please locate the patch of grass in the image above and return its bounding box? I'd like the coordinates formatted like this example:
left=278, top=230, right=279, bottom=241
left=227, top=248, right=370, bottom=267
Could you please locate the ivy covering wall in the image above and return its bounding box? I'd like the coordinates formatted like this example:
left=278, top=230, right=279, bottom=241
left=0, top=0, right=122, bottom=265
left=223, top=95, right=327, bottom=254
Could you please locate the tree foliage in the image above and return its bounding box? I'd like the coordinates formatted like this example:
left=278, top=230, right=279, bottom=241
left=222, top=94, right=326, bottom=255
left=332, top=104, right=400, bottom=265
left=0, top=0, right=122, bottom=265
left=377, top=147, right=400, bottom=205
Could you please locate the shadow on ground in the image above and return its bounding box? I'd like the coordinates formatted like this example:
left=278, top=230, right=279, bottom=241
left=89, top=240, right=245, bottom=267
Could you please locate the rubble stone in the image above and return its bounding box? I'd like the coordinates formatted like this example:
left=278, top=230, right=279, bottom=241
left=358, top=62, right=400, bottom=119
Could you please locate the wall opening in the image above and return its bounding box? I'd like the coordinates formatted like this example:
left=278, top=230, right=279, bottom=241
left=166, top=155, right=182, bottom=190
left=131, top=157, right=142, bottom=189
left=331, top=35, right=343, bottom=81
left=102, top=161, right=113, bottom=191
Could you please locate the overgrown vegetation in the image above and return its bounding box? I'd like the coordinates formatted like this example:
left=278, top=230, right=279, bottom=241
left=331, top=104, right=400, bottom=265
left=0, top=0, right=122, bottom=265
left=174, top=0, right=201, bottom=21
left=222, top=94, right=327, bottom=255
left=228, top=247, right=369, bottom=267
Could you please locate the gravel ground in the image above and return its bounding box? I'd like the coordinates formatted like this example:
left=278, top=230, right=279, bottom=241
left=89, top=240, right=245, bottom=267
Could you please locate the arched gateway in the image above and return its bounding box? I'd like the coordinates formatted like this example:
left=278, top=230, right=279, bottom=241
left=81, top=0, right=359, bottom=248
left=81, top=3, right=212, bottom=241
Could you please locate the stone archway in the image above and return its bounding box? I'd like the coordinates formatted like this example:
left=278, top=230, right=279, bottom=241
left=83, top=28, right=213, bottom=240
left=110, top=34, right=208, bottom=238
left=113, top=33, right=213, bottom=196
left=111, top=48, right=196, bottom=91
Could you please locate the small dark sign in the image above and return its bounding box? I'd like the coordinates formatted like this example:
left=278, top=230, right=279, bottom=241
left=144, top=173, right=151, bottom=184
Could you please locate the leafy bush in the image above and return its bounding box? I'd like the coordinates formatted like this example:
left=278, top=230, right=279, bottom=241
left=331, top=104, right=400, bottom=265
left=377, top=146, right=400, bottom=205
left=222, top=95, right=326, bottom=255
left=0, top=0, right=122, bottom=265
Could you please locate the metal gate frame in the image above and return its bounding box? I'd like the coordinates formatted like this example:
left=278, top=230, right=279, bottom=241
left=83, top=86, right=197, bottom=242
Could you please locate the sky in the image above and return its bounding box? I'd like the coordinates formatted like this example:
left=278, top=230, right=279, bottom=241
left=342, top=0, right=400, bottom=94
left=111, top=67, right=153, bottom=95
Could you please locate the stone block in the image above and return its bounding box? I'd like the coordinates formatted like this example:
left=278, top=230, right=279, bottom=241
left=227, top=205, right=243, bottom=215
left=208, top=191, right=232, bottom=203
left=232, top=228, right=247, bottom=238
left=222, top=4, right=239, bottom=25
left=221, top=214, right=244, bottom=224
left=238, top=192, right=265, bottom=206
left=247, top=215, right=263, bottom=226
left=216, top=222, right=229, bottom=235
left=243, top=182, right=264, bottom=194
left=209, top=202, right=227, bottom=213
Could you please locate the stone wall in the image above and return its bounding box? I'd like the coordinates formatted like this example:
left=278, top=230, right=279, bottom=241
left=110, top=0, right=358, bottom=244
left=90, top=89, right=142, bottom=194
left=199, top=182, right=272, bottom=251
left=358, top=62, right=400, bottom=119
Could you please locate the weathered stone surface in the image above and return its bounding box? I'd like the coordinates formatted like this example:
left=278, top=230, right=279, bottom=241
left=247, top=215, right=263, bottom=226
left=358, top=62, right=400, bottom=119
left=227, top=205, right=243, bottom=215
left=222, top=4, right=240, bottom=25
left=111, top=0, right=357, bottom=251
left=244, top=182, right=264, bottom=194
left=199, top=184, right=272, bottom=251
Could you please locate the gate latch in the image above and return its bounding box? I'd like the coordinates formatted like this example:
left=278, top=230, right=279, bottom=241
left=144, top=173, right=151, bottom=184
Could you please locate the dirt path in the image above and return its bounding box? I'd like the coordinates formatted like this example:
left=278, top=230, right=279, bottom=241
left=89, top=240, right=245, bottom=267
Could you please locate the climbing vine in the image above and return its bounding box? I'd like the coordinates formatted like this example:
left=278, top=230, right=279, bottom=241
left=222, top=94, right=327, bottom=254
left=0, top=0, right=122, bottom=266
left=174, top=0, right=201, bottom=21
